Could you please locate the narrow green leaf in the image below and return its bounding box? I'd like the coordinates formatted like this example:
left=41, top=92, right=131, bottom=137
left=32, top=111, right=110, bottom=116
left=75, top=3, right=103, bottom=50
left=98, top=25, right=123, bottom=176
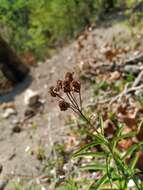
left=122, top=141, right=143, bottom=160
left=113, top=154, right=129, bottom=177
left=93, top=134, right=109, bottom=145
left=100, top=189, right=119, bottom=190
left=72, top=141, right=103, bottom=158
left=116, top=131, right=137, bottom=141
left=130, top=153, right=140, bottom=170
left=99, top=116, right=104, bottom=135
left=111, top=125, right=124, bottom=151
left=122, top=144, right=138, bottom=160
left=106, top=155, right=113, bottom=186
left=81, top=163, right=106, bottom=171
left=89, top=174, right=108, bottom=190
left=74, top=151, right=108, bottom=158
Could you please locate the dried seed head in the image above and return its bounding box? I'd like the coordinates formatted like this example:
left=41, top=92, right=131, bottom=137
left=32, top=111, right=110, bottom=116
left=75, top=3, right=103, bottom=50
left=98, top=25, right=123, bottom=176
left=49, top=86, right=58, bottom=97
left=71, top=80, right=81, bottom=93
left=59, top=100, right=70, bottom=111
left=62, top=80, right=71, bottom=93
left=65, top=72, right=73, bottom=82
left=56, top=80, right=63, bottom=91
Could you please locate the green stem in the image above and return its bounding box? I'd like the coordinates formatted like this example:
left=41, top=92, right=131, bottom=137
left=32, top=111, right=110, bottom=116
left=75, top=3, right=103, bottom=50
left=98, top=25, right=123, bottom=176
left=78, top=110, right=100, bottom=135
left=108, top=144, right=141, bottom=190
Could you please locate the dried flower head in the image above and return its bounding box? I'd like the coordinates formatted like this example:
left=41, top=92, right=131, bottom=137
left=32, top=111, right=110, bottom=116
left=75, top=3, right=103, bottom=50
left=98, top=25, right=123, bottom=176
left=56, top=80, right=63, bottom=91
left=71, top=80, right=81, bottom=93
left=49, top=86, right=58, bottom=97
left=49, top=72, right=82, bottom=114
left=65, top=72, right=73, bottom=82
left=62, top=80, right=71, bottom=93
left=59, top=100, right=70, bottom=111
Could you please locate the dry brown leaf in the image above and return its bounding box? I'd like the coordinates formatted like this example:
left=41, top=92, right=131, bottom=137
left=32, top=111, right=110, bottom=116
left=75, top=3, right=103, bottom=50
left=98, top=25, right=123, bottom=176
left=121, top=116, right=138, bottom=129
left=109, top=71, right=121, bottom=81
left=104, top=119, right=115, bottom=136
left=117, top=105, right=127, bottom=115
left=136, top=152, right=143, bottom=171
left=22, top=52, right=37, bottom=66
left=104, top=49, right=117, bottom=61
left=0, top=102, right=15, bottom=110
left=118, top=138, right=133, bottom=150
left=137, top=127, right=143, bottom=141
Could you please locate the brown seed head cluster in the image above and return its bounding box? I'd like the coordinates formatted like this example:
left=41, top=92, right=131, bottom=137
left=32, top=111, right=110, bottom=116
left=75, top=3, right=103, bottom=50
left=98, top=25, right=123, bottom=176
left=71, top=80, right=81, bottom=93
left=62, top=80, right=71, bottom=93
left=49, top=72, right=100, bottom=135
left=59, top=100, right=70, bottom=111
left=49, top=72, right=81, bottom=111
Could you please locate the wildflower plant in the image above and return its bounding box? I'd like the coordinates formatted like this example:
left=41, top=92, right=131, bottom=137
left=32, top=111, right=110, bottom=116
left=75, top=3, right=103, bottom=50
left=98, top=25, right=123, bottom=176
left=49, top=72, right=143, bottom=190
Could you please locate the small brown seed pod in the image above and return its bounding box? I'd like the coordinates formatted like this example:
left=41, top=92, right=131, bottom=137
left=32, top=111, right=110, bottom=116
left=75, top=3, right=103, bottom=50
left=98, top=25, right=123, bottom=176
left=71, top=80, right=81, bottom=93
left=59, top=100, right=70, bottom=111
left=65, top=72, right=73, bottom=82
left=62, top=80, right=71, bottom=93
left=49, top=86, right=58, bottom=97
left=56, top=80, right=63, bottom=91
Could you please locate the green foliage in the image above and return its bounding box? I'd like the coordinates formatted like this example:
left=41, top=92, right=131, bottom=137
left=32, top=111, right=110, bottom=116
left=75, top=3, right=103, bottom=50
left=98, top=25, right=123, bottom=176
left=0, top=0, right=30, bottom=51
left=0, top=0, right=96, bottom=58
left=73, top=118, right=143, bottom=189
left=0, top=0, right=141, bottom=58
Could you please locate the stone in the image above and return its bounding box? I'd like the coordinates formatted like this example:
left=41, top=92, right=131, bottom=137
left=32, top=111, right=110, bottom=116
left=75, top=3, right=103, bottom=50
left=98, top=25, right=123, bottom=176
left=110, top=71, right=120, bottom=81
left=12, top=125, right=21, bottom=133
left=11, top=118, right=20, bottom=125
left=0, top=179, right=8, bottom=190
left=24, top=89, right=40, bottom=107
left=127, top=179, right=135, bottom=188
left=124, top=65, right=140, bottom=75
left=2, top=108, right=17, bottom=119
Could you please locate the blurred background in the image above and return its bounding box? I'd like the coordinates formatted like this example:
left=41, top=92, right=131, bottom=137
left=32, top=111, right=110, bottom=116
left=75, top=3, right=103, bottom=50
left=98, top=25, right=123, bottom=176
left=0, top=0, right=143, bottom=59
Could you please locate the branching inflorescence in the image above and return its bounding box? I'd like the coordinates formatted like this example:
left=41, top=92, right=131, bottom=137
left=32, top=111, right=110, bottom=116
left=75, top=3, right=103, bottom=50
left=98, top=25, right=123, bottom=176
left=49, top=72, right=99, bottom=134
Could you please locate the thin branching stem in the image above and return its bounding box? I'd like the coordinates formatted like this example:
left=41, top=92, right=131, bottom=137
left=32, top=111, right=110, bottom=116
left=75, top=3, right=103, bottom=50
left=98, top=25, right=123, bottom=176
left=78, top=110, right=100, bottom=135
left=70, top=91, right=81, bottom=111
left=57, top=93, right=78, bottom=111
left=57, top=94, right=66, bottom=101
left=79, top=90, right=82, bottom=111
left=66, top=93, right=78, bottom=110
left=70, top=106, right=80, bottom=115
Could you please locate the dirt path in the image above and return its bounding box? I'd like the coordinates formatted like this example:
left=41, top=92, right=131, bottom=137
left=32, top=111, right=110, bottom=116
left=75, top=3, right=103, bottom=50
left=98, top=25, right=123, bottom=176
left=0, top=42, right=77, bottom=185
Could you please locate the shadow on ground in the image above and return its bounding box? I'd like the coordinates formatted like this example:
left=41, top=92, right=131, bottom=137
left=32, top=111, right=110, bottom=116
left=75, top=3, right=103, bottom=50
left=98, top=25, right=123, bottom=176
left=0, top=75, right=32, bottom=103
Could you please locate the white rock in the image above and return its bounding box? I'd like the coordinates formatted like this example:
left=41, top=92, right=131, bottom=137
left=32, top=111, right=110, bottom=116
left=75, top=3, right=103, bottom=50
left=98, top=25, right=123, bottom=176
left=44, top=84, right=48, bottom=89
left=25, top=146, right=31, bottom=153
left=50, top=169, right=56, bottom=175
left=2, top=108, right=17, bottom=119
left=41, top=186, right=46, bottom=190
left=24, top=89, right=40, bottom=106
left=59, top=175, right=65, bottom=179
left=0, top=179, right=8, bottom=190
left=50, top=67, right=56, bottom=75
left=11, top=118, right=20, bottom=125
left=127, top=179, right=135, bottom=188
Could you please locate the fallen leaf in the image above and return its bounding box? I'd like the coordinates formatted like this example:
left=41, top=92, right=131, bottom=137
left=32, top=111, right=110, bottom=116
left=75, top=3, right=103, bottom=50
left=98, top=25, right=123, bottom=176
left=118, top=138, right=133, bottom=150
